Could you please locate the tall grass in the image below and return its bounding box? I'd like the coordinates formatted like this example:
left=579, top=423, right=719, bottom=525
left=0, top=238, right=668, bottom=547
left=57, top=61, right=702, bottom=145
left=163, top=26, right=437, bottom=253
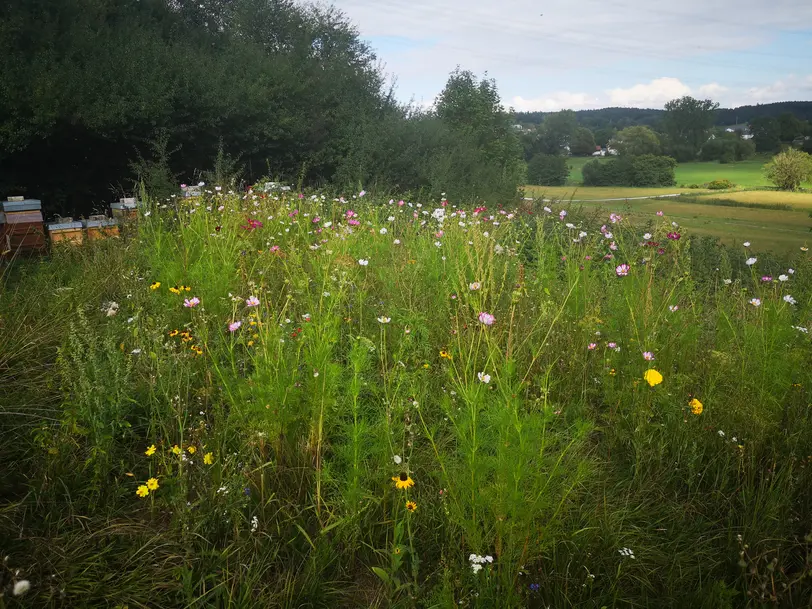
left=1, top=187, right=811, bottom=607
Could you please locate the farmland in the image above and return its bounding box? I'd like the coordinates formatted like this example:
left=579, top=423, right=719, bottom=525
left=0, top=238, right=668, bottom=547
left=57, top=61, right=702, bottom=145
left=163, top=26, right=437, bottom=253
left=2, top=189, right=811, bottom=607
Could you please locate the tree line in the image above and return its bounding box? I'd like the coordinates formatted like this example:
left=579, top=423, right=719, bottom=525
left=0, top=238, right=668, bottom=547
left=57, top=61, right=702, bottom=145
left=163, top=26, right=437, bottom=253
left=0, top=0, right=524, bottom=216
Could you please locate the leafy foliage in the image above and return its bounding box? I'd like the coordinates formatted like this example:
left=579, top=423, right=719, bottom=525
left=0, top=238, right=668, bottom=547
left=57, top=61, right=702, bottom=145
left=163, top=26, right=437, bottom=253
left=764, top=148, right=812, bottom=191
left=610, top=126, right=662, bottom=157
left=526, top=154, right=569, bottom=186
left=583, top=154, right=676, bottom=186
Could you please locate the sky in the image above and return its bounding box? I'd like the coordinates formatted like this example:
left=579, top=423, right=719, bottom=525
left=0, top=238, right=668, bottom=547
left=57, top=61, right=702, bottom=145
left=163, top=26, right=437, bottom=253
left=335, top=0, right=812, bottom=112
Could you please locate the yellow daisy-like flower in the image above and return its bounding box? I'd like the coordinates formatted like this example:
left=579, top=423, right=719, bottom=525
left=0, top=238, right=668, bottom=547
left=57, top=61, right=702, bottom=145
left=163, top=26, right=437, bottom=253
left=183, top=285, right=192, bottom=292
left=150, top=281, right=161, bottom=290
left=169, top=286, right=181, bottom=295
left=169, top=329, right=179, bottom=337
left=136, top=485, right=149, bottom=498
left=689, top=398, right=703, bottom=415
left=146, top=477, right=159, bottom=491
left=203, top=452, right=213, bottom=465
left=187, top=446, right=196, bottom=455
left=422, top=363, right=430, bottom=369
left=439, top=350, right=452, bottom=360
left=405, top=500, right=417, bottom=512
left=171, top=444, right=181, bottom=455
left=392, top=472, right=415, bottom=490
left=247, top=340, right=255, bottom=347
left=191, top=346, right=203, bottom=355
left=145, top=444, right=156, bottom=456
left=609, top=368, right=616, bottom=376
left=643, top=369, right=663, bottom=387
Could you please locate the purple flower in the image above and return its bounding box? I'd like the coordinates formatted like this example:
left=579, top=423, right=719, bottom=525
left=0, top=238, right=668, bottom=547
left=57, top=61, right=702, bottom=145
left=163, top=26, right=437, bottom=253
left=559, top=210, right=567, bottom=220
left=608, top=342, right=617, bottom=349
left=245, top=296, right=260, bottom=307
left=478, top=312, right=495, bottom=326
left=667, top=232, right=681, bottom=240
left=761, top=275, right=772, bottom=282
left=615, top=264, right=630, bottom=276
left=643, top=351, right=655, bottom=361
left=656, top=211, right=664, bottom=216
left=609, top=212, right=623, bottom=224
left=184, top=297, right=200, bottom=308
left=228, top=320, right=242, bottom=332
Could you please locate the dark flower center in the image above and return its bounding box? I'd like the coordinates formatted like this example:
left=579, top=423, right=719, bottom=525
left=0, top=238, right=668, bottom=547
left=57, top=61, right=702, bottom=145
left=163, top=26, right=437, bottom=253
left=399, top=472, right=408, bottom=481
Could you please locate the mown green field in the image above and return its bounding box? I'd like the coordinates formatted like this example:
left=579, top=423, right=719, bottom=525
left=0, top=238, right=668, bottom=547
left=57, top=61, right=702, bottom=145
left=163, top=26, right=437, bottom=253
left=564, top=157, right=775, bottom=188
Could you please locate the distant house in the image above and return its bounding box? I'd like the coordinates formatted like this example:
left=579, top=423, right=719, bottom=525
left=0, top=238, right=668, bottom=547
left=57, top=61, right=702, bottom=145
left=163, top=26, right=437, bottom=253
left=591, top=147, right=618, bottom=157
left=512, top=124, right=524, bottom=132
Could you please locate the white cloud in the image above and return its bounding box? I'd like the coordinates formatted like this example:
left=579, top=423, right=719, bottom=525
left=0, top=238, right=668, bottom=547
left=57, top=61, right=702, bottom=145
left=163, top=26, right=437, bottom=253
left=510, top=92, right=599, bottom=112
left=698, top=83, right=729, bottom=97
left=606, top=77, right=691, bottom=107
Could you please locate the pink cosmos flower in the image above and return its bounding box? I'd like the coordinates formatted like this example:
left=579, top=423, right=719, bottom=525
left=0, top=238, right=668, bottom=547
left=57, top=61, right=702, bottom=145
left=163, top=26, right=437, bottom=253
left=398, top=200, right=405, bottom=207
left=667, top=232, right=681, bottom=240
left=643, top=351, right=655, bottom=361
left=609, top=213, right=622, bottom=224
left=245, top=296, right=260, bottom=307
left=588, top=343, right=597, bottom=350
left=242, top=218, right=263, bottom=231
left=607, top=342, right=617, bottom=349
left=228, top=320, right=242, bottom=332
left=761, top=276, right=772, bottom=282
left=184, top=297, right=200, bottom=308
left=609, top=242, right=618, bottom=251
left=478, top=312, right=495, bottom=326
left=656, top=211, right=664, bottom=216
left=559, top=210, right=567, bottom=220
left=615, top=264, right=630, bottom=276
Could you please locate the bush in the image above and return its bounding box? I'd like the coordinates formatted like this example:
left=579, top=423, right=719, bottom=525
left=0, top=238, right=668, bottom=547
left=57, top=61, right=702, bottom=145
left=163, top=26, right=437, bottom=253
left=699, top=136, right=756, bottom=163
left=764, top=148, right=812, bottom=191
left=526, top=154, right=569, bottom=186
left=583, top=155, right=676, bottom=187
left=707, top=179, right=735, bottom=190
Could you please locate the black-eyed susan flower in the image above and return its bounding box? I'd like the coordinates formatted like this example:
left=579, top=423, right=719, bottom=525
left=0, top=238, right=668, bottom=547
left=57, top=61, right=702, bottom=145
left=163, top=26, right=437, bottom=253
left=146, top=477, right=159, bottom=491
left=145, top=444, right=156, bottom=456
left=136, top=485, right=149, bottom=498
left=439, top=350, right=452, bottom=360
left=169, top=286, right=181, bottom=295
left=169, top=329, right=179, bottom=337
left=150, top=281, right=161, bottom=290
left=392, top=472, right=414, bottom=490
left=183, top=285, right=191, bottom=292
left=171, top=444, right=181, bottom=455
left=405, top=500, right=417, bottom=512
left=191, top=346, right=203, bottom=355
left=689, top=398, right=703, bottom=415
left=203, top=452, right=213, bottom=465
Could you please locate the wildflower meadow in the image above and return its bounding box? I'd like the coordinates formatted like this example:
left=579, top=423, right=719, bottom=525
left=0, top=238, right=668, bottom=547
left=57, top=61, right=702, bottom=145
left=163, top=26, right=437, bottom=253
left=1, top=186, right=811, bottom=608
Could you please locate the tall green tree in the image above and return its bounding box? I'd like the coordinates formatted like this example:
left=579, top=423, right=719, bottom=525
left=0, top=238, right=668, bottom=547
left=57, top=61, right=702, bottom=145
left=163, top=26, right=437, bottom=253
left=537, top=110, right=578, bottom=155
left=749, top=117, right=782, bottom=153
left=663, top=96, right=719, bottom=160
left=610, top=126, right=661, bottom=157
left=571, top=127, right=597, bottom=156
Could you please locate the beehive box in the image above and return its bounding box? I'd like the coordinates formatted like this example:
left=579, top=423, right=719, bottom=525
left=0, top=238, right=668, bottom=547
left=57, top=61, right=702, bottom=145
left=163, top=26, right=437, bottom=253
left=82, top=216, right=119, bottom=240
left=111, top=200, right=138, bottom=220
left=2, top=198, right=42, bottom=213
left=47, top=220, right=84, bottom=245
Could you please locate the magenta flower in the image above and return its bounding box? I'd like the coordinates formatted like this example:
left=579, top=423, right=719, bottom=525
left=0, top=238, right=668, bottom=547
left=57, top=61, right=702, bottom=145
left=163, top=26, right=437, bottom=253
left=242, top=218, right=263, bottom=231
left=245, top=296, right=260, bottom=307
left=228, top=320, right=242, bottom=332
left=615, top=264, right=630, bottom=276
left=667, top=232, right=681, bottom=240
left=656, top=211, right=664, bottom=216
left=643, top=351, right=655, bottom=361
left=478, top=312, right=495, bottom=326
left=761, top=275, right=772, bottom=282
left=559, top=210, right=567, bottom=220
left=607, top=342, right=618, bottom=349
left=184, top=297, right=200, bottom=308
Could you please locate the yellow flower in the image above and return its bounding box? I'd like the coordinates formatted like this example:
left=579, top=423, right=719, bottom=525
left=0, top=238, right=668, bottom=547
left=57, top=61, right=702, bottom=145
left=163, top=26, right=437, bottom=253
left=439, top=350, right=452, bottom=360
left=422, top=363, right=430, bottom=369
left=146, top=477, right=159, bottom=491
left=169, top=329, right=179, bottom=337
left=145, top=444, right=156, bottom=456
left=801, top=246, right=808, bottom=252
left=183, top=285, right=191, bottom=292
left=392, top=472, right=415, bottom=490
left=136, top=485, right=149, bottom=498
left=203, top=452, right=213, bottom=465
left=187, top=446, right=196, bottom=455
left=171, top=444, right=181, bottom=455
left=405, top=500, right=417, bottom=512
left=689, top=398, right=703, bottom=415
left=643, top=369, right=663, bottom=387
left=247, top=340, right=255, bottom=347
left=169, top=286, right=181, bottom=295
left=150, top=281, right=161, bottom=290
left=191, top=346, right=203, bottom=355
left=609, top=368, right=616, bottom=376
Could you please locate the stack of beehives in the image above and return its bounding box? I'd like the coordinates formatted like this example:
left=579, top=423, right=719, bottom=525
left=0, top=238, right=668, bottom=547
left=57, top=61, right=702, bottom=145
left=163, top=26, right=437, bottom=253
left=1, top=197, right=46, bottom=256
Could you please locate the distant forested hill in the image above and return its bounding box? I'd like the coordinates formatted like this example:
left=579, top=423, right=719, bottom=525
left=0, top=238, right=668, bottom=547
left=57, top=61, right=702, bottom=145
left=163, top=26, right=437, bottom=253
left=515, top=101, right=812, bottom=128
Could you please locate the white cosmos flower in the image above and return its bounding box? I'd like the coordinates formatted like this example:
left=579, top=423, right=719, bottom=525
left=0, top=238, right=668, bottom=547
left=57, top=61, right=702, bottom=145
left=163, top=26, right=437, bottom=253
left=783, top=294, right=797, bottom=305
left=469, top=282, right=481, bottom=291
left=778, top=274, right=789, bottom=282
left=745, top=257, right=757, bottom=266
left=377, top=316, right=391, bottom=323
left=743, top=241, right=750, bottom=247
left=358, top=259, right=369, bottom=266
left=749, top=298, right=761, bottom=307
left=13, top=580, right=31, bottom=596
left=393, top=454, right=402, bottom=465
left=478, top=372, right=491, bottom=384
left=379, top=227, right=387, bottom=235
left=643, top=233, right=652, bottom=240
